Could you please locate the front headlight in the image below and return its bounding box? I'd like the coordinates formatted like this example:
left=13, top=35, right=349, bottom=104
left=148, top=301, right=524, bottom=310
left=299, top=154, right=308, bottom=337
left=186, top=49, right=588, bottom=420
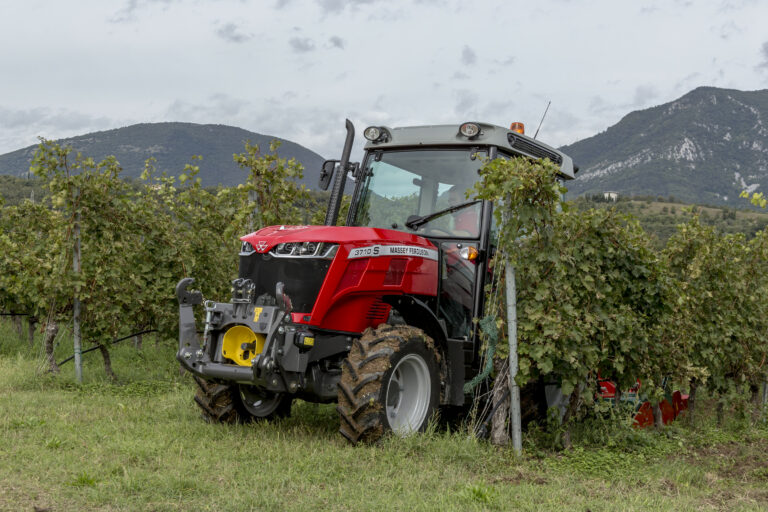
left=271, top=242, right=338, bottom=259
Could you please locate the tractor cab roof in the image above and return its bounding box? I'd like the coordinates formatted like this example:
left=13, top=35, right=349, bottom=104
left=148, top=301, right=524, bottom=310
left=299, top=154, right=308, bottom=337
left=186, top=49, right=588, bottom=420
left=362, top=122, right=575, bottom=180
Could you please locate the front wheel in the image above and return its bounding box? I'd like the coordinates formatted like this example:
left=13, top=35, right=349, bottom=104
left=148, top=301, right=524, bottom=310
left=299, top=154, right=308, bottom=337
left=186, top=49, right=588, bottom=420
left=337, top=325, right=440, bottom=444
left=193, top=376, right=291, bottom=423
left=237, top=385, right=292, bottom=420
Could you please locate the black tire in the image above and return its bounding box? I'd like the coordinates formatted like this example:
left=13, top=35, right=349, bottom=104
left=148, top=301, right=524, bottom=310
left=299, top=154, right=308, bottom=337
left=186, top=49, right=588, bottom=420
left=337, top=324, right=440, bottom=444
left=193, top=375, right=291, bottom=423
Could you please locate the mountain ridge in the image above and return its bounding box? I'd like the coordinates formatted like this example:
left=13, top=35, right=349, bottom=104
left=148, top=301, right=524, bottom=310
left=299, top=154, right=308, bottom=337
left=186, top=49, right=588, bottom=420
left=562, top=86, right=768, bottom=205
left=2, top=88, right=768, bottom=203
left=0, top=122, right=326, bottom=188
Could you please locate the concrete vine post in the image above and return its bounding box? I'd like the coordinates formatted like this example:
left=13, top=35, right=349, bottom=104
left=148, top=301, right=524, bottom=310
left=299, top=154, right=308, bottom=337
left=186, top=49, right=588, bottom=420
left=73, top=187, right=83, bottom=384
left=505, top=259, right=522, bottom=455
left=763, top=374, right=768, bottom=422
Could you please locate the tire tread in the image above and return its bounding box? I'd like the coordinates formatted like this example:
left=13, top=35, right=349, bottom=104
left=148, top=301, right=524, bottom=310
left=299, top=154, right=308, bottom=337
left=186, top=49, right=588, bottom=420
left=337, top=324, right=436, bottom=444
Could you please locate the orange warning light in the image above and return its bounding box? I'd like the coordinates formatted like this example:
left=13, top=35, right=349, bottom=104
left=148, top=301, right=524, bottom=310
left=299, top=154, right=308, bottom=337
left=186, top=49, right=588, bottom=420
left=510, top=122, right=525, bottom=134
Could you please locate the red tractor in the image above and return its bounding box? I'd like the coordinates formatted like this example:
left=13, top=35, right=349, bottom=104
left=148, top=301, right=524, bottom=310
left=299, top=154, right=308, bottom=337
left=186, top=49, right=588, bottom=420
left=176, top=120, right=576, bottom=443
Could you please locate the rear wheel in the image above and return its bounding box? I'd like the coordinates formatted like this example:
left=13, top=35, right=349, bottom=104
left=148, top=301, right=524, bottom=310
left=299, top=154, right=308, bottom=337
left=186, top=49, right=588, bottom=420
left=193, top=376, right=291, bottom=423
left=337, top=324, right=440, bottom=444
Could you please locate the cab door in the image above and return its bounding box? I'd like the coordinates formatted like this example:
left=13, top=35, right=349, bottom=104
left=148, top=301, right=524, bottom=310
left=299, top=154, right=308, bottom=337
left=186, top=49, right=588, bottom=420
left=438, top=241, right=479, bottom=340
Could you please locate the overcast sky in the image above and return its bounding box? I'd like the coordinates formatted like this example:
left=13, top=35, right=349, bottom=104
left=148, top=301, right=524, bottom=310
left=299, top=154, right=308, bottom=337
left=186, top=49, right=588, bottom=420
left=2, top=0, right=768, bottom=161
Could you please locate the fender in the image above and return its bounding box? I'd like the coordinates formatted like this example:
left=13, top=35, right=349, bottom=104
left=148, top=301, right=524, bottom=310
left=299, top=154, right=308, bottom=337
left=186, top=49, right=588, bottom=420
left=382, top=295, right=465, bottom=406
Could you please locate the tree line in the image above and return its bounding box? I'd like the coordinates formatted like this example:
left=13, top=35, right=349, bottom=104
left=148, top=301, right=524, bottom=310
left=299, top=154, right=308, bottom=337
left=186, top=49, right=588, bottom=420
left=0, top=139, right=310, bottom=377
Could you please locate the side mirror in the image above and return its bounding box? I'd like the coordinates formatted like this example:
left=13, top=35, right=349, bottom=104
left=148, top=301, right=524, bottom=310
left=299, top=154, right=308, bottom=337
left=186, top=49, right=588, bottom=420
left=319, top=160, right=338, bottom=191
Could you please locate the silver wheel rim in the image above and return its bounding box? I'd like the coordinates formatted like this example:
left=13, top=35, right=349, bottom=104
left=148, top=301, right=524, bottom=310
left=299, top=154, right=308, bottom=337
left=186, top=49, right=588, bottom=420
left=386, top=353, right=431, bottom=434
left=239, top=385, right=282, bottom=417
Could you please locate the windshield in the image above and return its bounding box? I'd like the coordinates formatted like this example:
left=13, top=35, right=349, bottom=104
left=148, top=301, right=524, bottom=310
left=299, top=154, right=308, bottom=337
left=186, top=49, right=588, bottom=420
left=351, top=149, right=486, bottom=238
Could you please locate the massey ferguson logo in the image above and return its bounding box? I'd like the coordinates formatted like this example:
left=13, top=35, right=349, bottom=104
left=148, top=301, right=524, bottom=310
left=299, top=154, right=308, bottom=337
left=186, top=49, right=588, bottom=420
left=254, top=241, right=269, bottom=252
left=347, top=244, right=438, bottom=261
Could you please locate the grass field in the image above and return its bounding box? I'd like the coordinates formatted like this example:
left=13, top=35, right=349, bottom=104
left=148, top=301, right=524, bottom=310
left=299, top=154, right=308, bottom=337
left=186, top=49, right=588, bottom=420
left=1, top=319, right=767, bottom=511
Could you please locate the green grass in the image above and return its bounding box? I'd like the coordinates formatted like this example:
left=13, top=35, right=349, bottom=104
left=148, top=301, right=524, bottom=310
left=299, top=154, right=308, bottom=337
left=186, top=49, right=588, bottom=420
left=1, top=319, right=767, bottom=511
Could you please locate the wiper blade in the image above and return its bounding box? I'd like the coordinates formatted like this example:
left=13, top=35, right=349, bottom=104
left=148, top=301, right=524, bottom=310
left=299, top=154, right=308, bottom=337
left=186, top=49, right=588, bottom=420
left=404, top=200, right=480, bottom=230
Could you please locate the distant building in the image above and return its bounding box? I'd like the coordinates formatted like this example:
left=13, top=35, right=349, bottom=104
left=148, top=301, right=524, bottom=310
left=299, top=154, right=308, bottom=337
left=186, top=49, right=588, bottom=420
left=603, top=191, right=619, bottom=202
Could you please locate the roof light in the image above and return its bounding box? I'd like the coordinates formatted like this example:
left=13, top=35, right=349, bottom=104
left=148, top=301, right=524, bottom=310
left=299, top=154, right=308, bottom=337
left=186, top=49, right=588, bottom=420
left=510, top=122, right=525, bottom=134
left=459, top=122, right=480, bottom=138
left=364, top=126, right=382, bottom=141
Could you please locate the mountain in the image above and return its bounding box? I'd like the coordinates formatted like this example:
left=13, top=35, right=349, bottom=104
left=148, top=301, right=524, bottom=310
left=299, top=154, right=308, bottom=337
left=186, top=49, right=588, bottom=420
left=562, top=87, right=768, bottom=205
left=0, top=122, right=326, bottom=188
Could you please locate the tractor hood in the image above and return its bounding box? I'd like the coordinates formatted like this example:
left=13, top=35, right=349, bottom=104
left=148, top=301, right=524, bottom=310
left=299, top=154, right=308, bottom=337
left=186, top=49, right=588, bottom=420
left=240, top=225, right=437, bottom=254
left=238, top=224, right=440, bottom=329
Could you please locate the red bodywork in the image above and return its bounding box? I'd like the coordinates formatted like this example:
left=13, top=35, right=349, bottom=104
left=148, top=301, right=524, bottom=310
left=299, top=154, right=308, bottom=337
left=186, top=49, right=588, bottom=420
left=241, top=225, right=439, bottom=333
left=599, top=379, right=689, bottom=427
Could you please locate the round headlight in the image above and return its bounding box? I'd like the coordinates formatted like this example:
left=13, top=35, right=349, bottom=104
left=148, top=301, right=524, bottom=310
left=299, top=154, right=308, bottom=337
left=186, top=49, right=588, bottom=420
left=459, top=122, right=480, bottom=138
left=364, top=126, right=382, bottom=141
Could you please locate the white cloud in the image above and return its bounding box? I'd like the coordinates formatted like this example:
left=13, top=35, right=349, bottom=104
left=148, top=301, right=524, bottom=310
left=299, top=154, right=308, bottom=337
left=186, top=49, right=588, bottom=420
left=328, top=36, right=345, bottom=49
left=0, top=106, right=118, bottom=155
left=718, top=21, right=739, bottom=39
left=759, top=41, right=768, bottom=70
left=289, top=37, right=316, bottom=53
left=632, top=85, right=659, bottom=107
left=215, top=22, right=251, bottom=43
left=461, top=45, right=477, bottom=66
left=454, top=89, right=479, bottom=116
left=166, top=94, right=245, bottom=120
left=109, top=0, right=176, bottom=23
left=495, top=56, right=515, bottom=66
left=315, top=0, right=382, bottom=15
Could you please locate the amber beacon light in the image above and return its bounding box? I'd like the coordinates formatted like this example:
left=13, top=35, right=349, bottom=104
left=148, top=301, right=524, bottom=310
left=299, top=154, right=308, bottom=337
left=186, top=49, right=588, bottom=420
left=510, top=122, right=525, bottom=134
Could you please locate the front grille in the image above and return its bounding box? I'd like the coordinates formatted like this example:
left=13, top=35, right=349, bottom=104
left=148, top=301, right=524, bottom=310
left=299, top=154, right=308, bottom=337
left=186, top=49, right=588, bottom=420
left=238, top=253, right=331, bottom=313
left=507, top=134, right=563, bottom=165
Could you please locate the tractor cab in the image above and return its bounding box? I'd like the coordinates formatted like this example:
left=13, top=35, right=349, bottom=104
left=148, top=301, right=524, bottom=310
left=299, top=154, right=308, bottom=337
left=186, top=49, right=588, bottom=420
left=351, top=146, right=486, bottom=341
left=322, top=121, right=575, bottom=383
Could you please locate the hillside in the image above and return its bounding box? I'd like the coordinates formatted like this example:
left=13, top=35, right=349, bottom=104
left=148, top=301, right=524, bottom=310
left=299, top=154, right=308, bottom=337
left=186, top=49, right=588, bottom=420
left=562, top=87, right=768, bottom=205
left=572, top=195, right=768, bottom=248
left=0, top=123, right=325, bottom=188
